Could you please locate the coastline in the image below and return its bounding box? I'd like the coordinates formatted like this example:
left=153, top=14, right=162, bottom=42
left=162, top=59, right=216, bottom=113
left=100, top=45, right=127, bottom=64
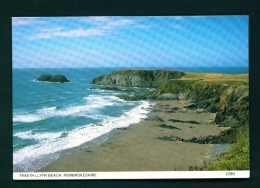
left=38, top=99, right=229, bottom=172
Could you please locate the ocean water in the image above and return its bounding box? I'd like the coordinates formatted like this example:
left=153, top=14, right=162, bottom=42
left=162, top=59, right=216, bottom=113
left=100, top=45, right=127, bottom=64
left=13, top=68, right=155, bottom=172
left=13, top=67, right=248, bottom=172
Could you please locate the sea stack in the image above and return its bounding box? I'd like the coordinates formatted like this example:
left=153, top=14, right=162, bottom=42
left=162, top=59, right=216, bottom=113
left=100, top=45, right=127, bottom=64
left=36, top=74, right=70, bottom=83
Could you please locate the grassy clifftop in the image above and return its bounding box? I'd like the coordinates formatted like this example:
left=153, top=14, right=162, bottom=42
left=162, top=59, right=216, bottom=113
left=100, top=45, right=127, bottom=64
left=91, top=69, right=185, bottom=87
left=154, top=72, right=248, bottom=96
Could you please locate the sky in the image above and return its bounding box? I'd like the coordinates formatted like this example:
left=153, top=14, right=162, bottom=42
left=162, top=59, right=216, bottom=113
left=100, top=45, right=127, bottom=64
left=12, top=16, right=248, bottom=68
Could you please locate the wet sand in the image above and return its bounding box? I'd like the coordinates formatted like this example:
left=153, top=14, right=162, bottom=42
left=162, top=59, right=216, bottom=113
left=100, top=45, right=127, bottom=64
left=39, top=100, right=227, bottom=172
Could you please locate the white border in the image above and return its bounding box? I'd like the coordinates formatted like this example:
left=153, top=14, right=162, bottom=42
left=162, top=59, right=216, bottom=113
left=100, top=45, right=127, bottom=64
left=13, top=171, right=250, bottom=180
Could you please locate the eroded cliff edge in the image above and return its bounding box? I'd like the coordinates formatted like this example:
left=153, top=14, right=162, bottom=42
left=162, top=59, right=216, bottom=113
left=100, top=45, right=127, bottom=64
left=91, top=69, right=185, bottom=87
left=153, top=76, right=249, bottom=127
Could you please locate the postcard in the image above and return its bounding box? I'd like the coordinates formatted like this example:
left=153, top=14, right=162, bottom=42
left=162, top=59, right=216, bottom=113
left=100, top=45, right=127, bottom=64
left=12, top=16, right=249, bottom=179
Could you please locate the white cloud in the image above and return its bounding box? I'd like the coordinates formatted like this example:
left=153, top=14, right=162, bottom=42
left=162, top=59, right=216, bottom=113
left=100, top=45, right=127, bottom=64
left=12, top=19, right=34, bottom=26
left=12, top=17, right=47, bottom=26
left=18, top=17, right=152, bottom=40
left=85, top=16, right=114, bottom=24
left=26, top=18, right=135, bottom=40
left=26, top=27, right=106, bottom=39
left=39, top=27, right=64, bottom=33
left=103, top=19, right=135, bottom=29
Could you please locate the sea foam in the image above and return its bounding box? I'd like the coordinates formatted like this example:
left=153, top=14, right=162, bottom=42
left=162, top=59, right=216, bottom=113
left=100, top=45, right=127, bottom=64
left=13, top=100, right=154, bottom=172
left=13, top=95, right=125, bottom=123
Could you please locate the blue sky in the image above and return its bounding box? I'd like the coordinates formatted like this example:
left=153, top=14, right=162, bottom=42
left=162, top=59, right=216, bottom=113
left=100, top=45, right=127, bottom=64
left=12, top=16, right=248, bottom=68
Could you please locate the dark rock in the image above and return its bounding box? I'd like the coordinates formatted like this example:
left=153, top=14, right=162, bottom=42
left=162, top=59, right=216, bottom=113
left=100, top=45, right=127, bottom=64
left=165, top=110, right=176, bottom=113
left=169, top=119, right=200, bottom=124
left=116, top=94, right=147, bottom=101
left=146, top=116, right=164, bottom=122
left=183, top=104, right=198, bottom=110
left=188, top=137, right=197, bottom=142
left=157, top=135, right=183, bottom=141
left=159, top=128, right=239, bottom=144
left=172, top=126, right=240, bottom=144
left=36, top=74, right=70, bottom=83
left=116, top=127, right=132, bottom=130
left=171, top=107, right=181, bottom=111
left=99, top=87, right=120, bottom=91
left=158, top=124, right=181, bottom=130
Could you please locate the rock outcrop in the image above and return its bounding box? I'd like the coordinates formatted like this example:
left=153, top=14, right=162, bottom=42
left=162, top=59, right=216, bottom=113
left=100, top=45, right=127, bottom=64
left=36, top=74, right=70, bottom=83
left=153, top=79, right=249, bottom=127
left=91, top=69, right=185, bottom=87
left=214, top=85, right=249, bottom=127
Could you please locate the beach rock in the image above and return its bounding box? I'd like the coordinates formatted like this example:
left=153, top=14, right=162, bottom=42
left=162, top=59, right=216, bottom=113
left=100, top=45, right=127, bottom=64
left=158, top=124, right=182, bottom=130
left=181, top=127, right=240, bottom=144
left=116, top=94, right=147, bottom=101
left=183, top=104, right=198, bottom=110
left=146, top=116, right=164, bottom=122
left=165, top=110, right=176, bottom=113
left=99, top=86, right=120, bottom=91
left=169, top=119, right=200, bottom=124
left=158, top=129, right=238, bottom=144
left=91, top=69, right=185, bottom=87
left=157, top=135, right=183, bottom=141
left=36, top=74, right=70, bottom=83
left=171, top=107, right=181, bottom=111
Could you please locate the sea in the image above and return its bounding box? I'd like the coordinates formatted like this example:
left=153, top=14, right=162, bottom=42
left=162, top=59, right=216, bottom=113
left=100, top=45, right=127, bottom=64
left=12, top=67, right=248, bottom=172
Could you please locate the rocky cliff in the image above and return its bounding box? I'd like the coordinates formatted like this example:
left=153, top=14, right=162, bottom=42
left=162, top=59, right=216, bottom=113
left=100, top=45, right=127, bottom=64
left=153, top=78, right=249, bottom=127
left=91, top=69, right=185, bottom=87
left=92, top=69, right=248, bottom=127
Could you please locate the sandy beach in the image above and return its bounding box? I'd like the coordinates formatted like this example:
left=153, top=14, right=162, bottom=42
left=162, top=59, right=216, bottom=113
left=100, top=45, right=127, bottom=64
left=39, top=100, right=228, bottom=172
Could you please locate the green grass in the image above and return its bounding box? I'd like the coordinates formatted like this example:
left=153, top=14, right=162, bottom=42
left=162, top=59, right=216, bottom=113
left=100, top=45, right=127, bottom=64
left=153, top=72, right=248, bottom=109
left=205, top=124, right=249, bottom=170
left=154, top=72, right=248, bottom=95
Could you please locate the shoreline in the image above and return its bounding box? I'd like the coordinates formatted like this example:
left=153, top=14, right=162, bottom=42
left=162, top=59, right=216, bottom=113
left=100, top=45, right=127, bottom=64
left=38, top=99, right=230, bottom=172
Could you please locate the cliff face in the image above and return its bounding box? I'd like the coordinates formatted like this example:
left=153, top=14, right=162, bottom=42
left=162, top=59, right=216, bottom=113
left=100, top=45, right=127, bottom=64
left=214, top=85, right=249, bottom=127
left=91, top=69, right=185, bottom=87
left=154, top=79, right=249, bottom=127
